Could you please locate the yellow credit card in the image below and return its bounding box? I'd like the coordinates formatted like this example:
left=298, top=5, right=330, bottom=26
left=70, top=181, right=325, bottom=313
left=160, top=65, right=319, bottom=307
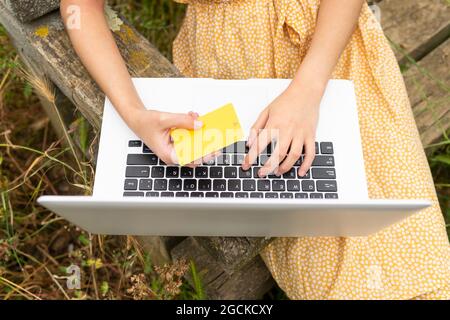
left=171, top=103, right=244, bottom=166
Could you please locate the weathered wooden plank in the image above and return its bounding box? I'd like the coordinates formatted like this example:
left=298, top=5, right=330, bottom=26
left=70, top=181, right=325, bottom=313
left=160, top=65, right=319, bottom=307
left=378, top=0, right=450, bottom=63
left=5, top=0, right=59, bottom=22
left=172, top=237, right=273, bottom=300
left=134, top=236, right=187, bottom=266
left=404, top=38, right=450, bottom=146
left=194, top=236, right=273, bottom=275
left=207, top=256, right=274, bottom=300
left=0, top=4, right=180, bottom=130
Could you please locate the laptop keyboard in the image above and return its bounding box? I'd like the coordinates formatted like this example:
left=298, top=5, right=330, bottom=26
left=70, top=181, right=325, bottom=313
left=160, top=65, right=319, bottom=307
left=123, top=140, right=338, bottom=199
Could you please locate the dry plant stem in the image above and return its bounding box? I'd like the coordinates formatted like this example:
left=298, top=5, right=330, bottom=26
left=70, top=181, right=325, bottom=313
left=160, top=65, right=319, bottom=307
left=3, top=131, right=64, bottom=195
left=97, top=235, right=105, bottom=257
left=89, top=233, right=100, bottom=300
left=18, top=68, right=85, bottom=183
left=2, top=133, right=37, bottom=191
left=6, top=158, right=60, bottom=195
left=12, top=247, right=70, bottom=300
left=0, top=143, right=81, bottom=178
left=36, top=245, right=60, bottom=267
left=3, top=263, right=49, bottom=300
left=4, top=191, right=13, bottom=227
left=0, top=56, right=17, bottom=92
left=130, top=236, right=146, bottom=268
left=0, top=276, right=41, bottom=300
left=41, top=121, right=48, bottom=150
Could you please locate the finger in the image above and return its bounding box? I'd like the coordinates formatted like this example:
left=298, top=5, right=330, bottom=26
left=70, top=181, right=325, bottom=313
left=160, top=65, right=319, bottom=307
left=277, top=138, right=303, bottom=175
left=213, top=150, right=222, bottom=158
left=188, top=111, right=200, bottom=119
left=185, top=162, right=198, bottom=168
left=199, top=150, right=222, bottom=165
left=242, top=128, right=272, bottom=170
left=204, top=150, right=222, bottom=161
left=191, top=157, right=204, bottom=166
left=259, top=138, right=290, bottom=177
left=201, top=153, right=216, bottom=164
left=298, top=137, right=315, bottom=177
left=247, top=109, right=269, bottom=147
left=160, top=112, right=203, bottom=130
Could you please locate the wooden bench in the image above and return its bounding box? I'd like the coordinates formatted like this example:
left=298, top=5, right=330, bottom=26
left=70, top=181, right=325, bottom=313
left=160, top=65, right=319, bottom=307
left=0, top=0, right=448, bottom=299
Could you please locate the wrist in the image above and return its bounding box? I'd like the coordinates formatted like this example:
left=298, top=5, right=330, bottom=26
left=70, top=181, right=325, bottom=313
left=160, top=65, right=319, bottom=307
left=289, top=56, right=331, bottom=95
left=286, top=75, right=327, bottom=104
left=290, top=71, right=328, bottom=95
left=121, top=103, right=148, bottom=132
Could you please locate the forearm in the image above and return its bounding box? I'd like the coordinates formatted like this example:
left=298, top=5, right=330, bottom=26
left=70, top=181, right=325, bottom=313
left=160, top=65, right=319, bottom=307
left=289, top=0, right=364, bottom=92
left=60, top=0, right=144, bottom=127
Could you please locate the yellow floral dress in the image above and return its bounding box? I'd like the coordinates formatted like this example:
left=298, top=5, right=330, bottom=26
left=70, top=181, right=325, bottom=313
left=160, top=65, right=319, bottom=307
left=172, top=0, right=450, bottom=299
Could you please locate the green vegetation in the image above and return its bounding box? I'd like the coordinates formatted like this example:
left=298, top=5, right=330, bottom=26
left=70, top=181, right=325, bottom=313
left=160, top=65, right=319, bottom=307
left=0, top=2, right=198, bottom=300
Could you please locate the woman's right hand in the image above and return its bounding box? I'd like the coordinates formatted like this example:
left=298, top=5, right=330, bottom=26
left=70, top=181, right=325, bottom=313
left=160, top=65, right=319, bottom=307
left=61, top=1, right=217, bottom=166
left=129, top=109, right=203, bottom=165
left=61, top=1, right=205, bottom=165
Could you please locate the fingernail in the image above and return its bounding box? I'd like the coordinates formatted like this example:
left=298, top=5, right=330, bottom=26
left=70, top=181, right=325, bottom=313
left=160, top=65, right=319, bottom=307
left=194, top=120, right=203, bottom=129
left=170, top=149, right=179, bottom=165
left=299, top=170, right=305, bottom=177
left=247, top=137, right=255, bottom=147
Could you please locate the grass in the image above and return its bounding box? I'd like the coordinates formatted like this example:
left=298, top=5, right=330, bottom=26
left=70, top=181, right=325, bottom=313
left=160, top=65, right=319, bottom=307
left=0, top=0, right=449, bottom=300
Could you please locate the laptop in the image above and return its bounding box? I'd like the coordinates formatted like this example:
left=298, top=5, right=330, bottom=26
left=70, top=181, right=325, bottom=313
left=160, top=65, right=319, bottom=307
left=38, top=78, right=430, bottom=237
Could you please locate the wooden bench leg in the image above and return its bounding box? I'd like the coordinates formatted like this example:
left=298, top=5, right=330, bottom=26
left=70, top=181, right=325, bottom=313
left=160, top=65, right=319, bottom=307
left=136, top=236, right=186, bottom=266
left=172, top=237, right=274, bottom=300
left=194, top=236, right=273, bottom=275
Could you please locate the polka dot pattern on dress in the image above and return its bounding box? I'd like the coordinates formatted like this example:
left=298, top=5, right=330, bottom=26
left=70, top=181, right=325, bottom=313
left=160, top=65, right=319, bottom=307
left=172, top=0, right=450, bottom=299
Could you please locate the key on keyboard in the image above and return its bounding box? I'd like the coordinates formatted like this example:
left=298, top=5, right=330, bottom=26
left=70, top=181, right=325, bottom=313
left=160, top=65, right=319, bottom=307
left=123, top=140, right=338, bottom=199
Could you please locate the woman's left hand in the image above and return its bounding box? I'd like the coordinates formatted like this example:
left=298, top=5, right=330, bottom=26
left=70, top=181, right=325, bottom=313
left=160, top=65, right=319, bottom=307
left=242, top=83, right=324, bottom=177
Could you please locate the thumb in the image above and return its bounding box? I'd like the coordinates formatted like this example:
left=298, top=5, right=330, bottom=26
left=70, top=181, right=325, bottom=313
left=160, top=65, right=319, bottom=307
left=161, top=112, right=203, bottom=130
